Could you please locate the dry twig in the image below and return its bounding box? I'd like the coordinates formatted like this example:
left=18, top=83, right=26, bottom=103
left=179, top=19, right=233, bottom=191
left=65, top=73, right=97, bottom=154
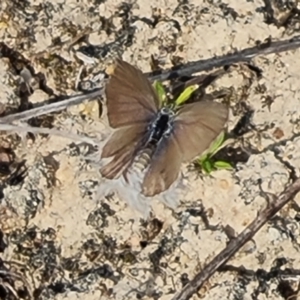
left=172, top=178, right=300, bottom=300
left=0, top=35, right=300, bottom=124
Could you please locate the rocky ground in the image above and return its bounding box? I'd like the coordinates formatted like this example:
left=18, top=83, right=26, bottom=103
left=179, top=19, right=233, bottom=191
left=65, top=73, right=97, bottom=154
left=1, top=0, right=300, bottom=299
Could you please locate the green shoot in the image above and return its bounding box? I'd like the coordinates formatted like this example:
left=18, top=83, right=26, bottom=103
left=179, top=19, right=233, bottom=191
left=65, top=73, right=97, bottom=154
left=153, top=81, right=200, bottom=108
left=175, top=84, right=199, bottom=106
left=153, top=81, right=167, bottom=106
left=196, top=131, right=232, bottom=174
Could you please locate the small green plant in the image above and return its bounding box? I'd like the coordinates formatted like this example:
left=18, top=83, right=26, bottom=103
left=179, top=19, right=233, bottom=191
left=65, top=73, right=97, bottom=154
left=153, top=81, right=199, bottom=108
left=196, top=131, right=233, bottom=174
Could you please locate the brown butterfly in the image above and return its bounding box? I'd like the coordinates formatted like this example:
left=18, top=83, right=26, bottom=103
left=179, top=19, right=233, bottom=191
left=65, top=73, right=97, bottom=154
left=100, top=59, right=229, bottom=197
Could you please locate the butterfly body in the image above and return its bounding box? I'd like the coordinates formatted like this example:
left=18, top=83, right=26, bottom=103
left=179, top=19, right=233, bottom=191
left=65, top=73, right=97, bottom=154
left=100, top=59, right=229, bottom=198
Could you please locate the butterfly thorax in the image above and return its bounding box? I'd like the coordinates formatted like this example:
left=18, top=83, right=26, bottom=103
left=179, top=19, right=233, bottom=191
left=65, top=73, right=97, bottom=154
left=147, top=107, right=174, bottom=145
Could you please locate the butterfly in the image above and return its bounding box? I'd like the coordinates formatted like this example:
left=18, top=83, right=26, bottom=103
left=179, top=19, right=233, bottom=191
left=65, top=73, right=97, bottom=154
left=100, top=59, right=229, bottom=197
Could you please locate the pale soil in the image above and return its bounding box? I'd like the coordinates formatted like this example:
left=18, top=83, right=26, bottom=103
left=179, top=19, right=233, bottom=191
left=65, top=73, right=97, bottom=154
left=1, top=0, right=300, bottom=300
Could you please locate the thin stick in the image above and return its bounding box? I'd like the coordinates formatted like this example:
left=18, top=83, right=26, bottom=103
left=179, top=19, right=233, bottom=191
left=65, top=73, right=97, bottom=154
left=0, top=123, right=98, bottom=145
left=0, top=269, right=33, bottom=298
left=1, top=35, right=300, bottom=123
left=147, top=35, right=300, bottom=81
left=0, top=88, right=104, bottom=123
left=171, top=177, right=300, bottom=300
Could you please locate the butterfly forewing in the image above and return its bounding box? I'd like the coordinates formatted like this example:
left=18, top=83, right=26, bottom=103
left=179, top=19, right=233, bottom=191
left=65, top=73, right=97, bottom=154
left=142, top=135, right=182, bottom=197
left=100, top=124, right=149, bottom=178
left=106, top=59, right=160, bottom=128
left=173, top=101, right=229, bottom=162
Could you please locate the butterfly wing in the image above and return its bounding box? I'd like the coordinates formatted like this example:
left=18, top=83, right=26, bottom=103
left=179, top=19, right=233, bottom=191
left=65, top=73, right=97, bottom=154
left=173, top=101, right=229, bottom=162
left=100, top=149, right=136, bottom=180
left=100, top=125, right=148, bottom=179
left=141, top=101, right=229, bottom=197
left=106, top=59, right=160, bottom=128
left=101, top=125, right=147, bottom=159
left=142, top=135, right=182, bottom=197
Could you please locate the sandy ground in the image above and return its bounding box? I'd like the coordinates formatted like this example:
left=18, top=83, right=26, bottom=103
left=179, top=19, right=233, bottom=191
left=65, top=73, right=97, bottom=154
left=1, top=0, right=300, bottom=299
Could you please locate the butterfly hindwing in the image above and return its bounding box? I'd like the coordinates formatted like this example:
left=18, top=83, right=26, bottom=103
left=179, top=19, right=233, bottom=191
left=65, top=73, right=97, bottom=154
left=101, top=125, right=148, bottom=159
left=100, top=125, right=148, bottom=179
left=142, top=134, right=182, bottom=197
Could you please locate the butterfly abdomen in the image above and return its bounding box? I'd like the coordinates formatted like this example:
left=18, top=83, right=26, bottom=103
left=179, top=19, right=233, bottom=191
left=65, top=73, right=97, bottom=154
left=130, top=146, right=155, bottom=174
left=123, top=146, right=155, bottom=191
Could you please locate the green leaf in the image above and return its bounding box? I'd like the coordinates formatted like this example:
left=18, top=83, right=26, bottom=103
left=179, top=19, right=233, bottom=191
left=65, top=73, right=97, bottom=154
left=175, top=84, right=199, bottom=106
left=214, top=160, right=233, bottom=170
left=153, top=81, right=167, bottom=105
left=202, top=159, right=213, bottom=174
left=208, top=131, right=226, bottom=158
left=197, top=153, right=208, bottom=164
